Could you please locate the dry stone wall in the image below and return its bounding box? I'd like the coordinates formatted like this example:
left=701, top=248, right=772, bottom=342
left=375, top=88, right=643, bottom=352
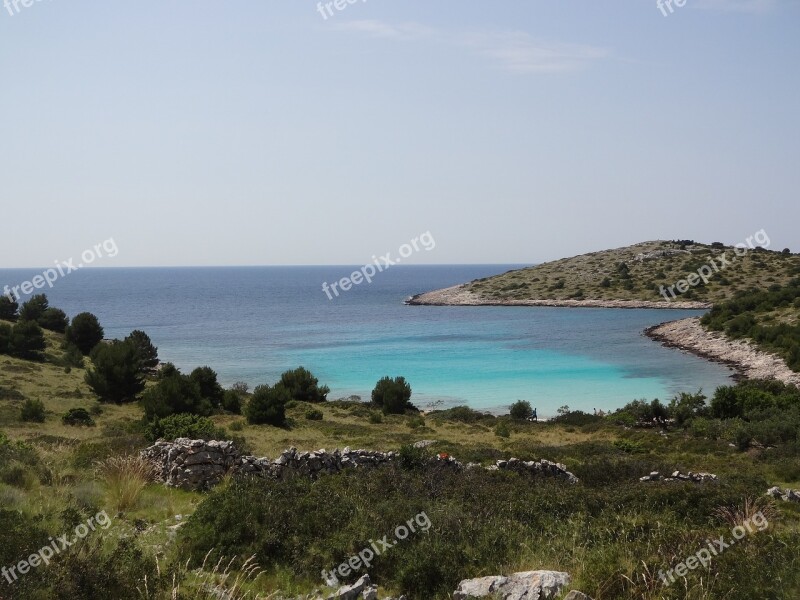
left=141, top=439, right=579, bottom=491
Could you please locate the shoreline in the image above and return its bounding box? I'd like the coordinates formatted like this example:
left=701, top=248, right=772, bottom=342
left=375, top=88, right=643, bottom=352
left=406, top=285, right=713, bottom=310
left=645, top=317, right=800, bottom=387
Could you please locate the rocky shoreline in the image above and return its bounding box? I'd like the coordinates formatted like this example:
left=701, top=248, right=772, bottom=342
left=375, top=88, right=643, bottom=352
left=406, top=285, right=712, bottom=310
left=645, top=317, right=800, bottom=386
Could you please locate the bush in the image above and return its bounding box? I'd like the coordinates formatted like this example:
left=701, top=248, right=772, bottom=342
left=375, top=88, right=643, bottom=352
left=124, top=329, right=159, bottom=372
left=668, top=391, right=708, bottom=425
left=305, top=408, right=324, bottom=421
left=407, top=415, right=425, bottom=429
left=8, top=320, right=46, bottom=360
left=368, top=412, right=383, bottom=424
left=428, top=406, right=494, bottom=424
left=189, top=366, right=225, bottom=409
left=222, top=389, right=242, bottom=414
left=279, top=367, right=330, bottom=403
left=0, top=322, right=10, bottom=354
left=62, top=407, right=95, bottom=427
left=62, top=342, right=85, bottom=368
left=66, top=312, right=104, bottom=355
left=245, top=384, right=290, bottom=426
left=20, top=398, right=46, bottom=423
left=231, top=381, right=249, bottom=395
left=0, top=296, right=18, bottom=321
left=612, top=439, right=644, bottom=454
left=18, top=294, right=50, bottom=322
left=85, top=341, right=146, bottom=403
left=509, top=400, right=534, bottom=420
left=144, top=414, right=224, bottom=442
left=371, top=376, right=414, bottom=415
left=38, top=307, right=69, bottom=333
left=140, top=371, right=210, bottom=421
left=494, top=422, right=511, bottom=438
left=551, top=410, right=602, bottom=426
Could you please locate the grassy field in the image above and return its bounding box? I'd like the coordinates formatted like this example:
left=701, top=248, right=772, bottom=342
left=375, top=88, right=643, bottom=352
left=465, top=240, right=800, bottom=304
left=2, top=320, right=800, bottom=598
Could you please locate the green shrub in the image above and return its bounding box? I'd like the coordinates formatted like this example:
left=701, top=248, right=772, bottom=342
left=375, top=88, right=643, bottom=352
left=551, top=410, right=603, bottom=426
left=85, top=341, right=146, bottom=403
left=66, top=312, right=104, bottom=355
left=305, top=408, right=324, bottom=421
left=39, top=307, right=69, bottom=332
left=494, top=422, right=510, bottom=438
left=279, top=366, right=330, bottom=403
left=509, top=400, right=534, bottom=420
left=62, top=407, right=95, bottom=427
left=124, top=329, right=159, bottom=372
left=62, top=343, right=85, bottom=367
left=368, top=412, right=383, bottom=424
left=20, top=398, right=46, bottom=422
left=222, top=389, right=242, bottom=414
left=245, top=384, right=290, bottom=426
left=428, top=406, right=494, bottom=424
left=189, top=366, right=225, bottom=408
left=140, top=370, right=210, bottom=420
left=0, top=296, right=18, bottom=321
left=371, top=376, right=415, bottom=415
left=406, top=415, right=425, bottom=429
left=144, top=413, right=224, bottom=442
left=8, top=320, right=46, bottom=360
left=18, top=294, right=50, bottom=322
left=612, top=439, right=644, bottom=454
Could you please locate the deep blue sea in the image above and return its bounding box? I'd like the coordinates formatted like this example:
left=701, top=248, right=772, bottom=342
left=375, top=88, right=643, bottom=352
left=0, top=265, right=735, bottom=416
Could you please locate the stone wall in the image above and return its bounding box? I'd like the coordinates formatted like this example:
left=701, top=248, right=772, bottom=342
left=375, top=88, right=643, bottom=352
left=141, top=438, right=579, bottom=491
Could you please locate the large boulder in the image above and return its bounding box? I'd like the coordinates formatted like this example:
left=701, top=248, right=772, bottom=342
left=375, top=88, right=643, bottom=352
left=453, top=570, right=571, bottom=600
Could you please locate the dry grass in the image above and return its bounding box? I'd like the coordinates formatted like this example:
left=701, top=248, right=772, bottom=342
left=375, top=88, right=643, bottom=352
left=713, top=496, right=779, bottom=528
left=96, top=454, right=159, bottom=512
left=137, top=552, right=266, bottom=600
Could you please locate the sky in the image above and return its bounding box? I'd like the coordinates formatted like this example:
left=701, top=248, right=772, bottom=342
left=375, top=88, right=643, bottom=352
left=1, top=0, right=798, bottom=267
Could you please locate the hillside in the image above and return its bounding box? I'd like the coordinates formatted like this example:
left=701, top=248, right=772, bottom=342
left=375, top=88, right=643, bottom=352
left=409, top=240, right=800, bottom=307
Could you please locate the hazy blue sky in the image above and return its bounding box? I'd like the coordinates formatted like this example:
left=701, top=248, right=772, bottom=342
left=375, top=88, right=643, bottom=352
left=1, top=0, right=798, bottom=267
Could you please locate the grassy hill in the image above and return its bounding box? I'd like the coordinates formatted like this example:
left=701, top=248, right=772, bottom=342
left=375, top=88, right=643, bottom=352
left=464, top=240, right=800, bottom=304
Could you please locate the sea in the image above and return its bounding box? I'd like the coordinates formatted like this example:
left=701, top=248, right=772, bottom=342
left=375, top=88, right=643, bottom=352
left=0, top=265, right=735, bottom=417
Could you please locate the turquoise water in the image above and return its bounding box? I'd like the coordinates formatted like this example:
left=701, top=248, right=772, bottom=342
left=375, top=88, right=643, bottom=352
left=0, top=265, right=735, bottom=416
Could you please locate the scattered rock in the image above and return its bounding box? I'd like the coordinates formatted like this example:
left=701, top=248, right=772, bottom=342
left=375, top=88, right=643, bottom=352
left=413, top=440, right=438, bottom=448
left=327, top=574, right=372, bottom=600
left=767, top=486, right=800, bottom=502
left=640, top=470, right=717, bottom=483
left=563, top=591, right=594, bottom=600
left=453, top=570, right=571, bottom=600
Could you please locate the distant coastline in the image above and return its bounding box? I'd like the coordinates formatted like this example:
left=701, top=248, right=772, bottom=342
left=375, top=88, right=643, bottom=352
left=406, top=284, right=713, bottom=310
